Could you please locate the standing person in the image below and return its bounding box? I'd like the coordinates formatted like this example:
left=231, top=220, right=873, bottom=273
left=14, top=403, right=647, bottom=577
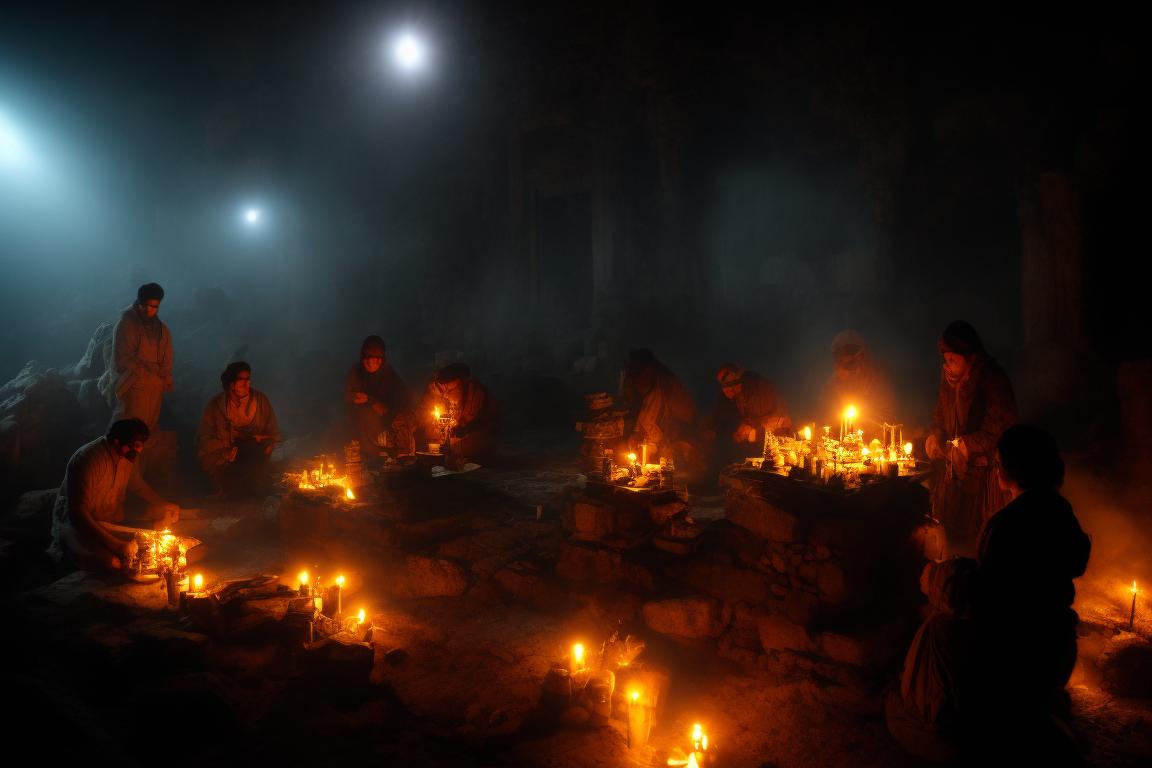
left=48, top=418, right=181, bottom=573
left=346, top=335, right=415, bottom=460
left=196, top=362, right=282, bottom=499
left=818, top=329, right=897, bottom=430
left=101, top=282, right=174, bottom=431
left=703, top=363, right=791, bottom=467
left=924, top=321, right=1018, bottom=557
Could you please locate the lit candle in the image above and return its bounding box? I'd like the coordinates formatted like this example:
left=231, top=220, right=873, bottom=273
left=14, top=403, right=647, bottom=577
left=345, top=486, right=355, bottom=500
left=627, top=690, right=641, bottom=748
left=335, top=575, right=345, bottom=616
left=687, top=754, right=700, bottom=768
left=298, top=570, right=310, bottom=596
left=192, top=573, right=204, bottom=593
left=1131, top=581, right=1139, bottom=630
left=358, top=608, right=366, bottom=626
left=803, top=426, right=811, bottom=442
left=572, top=643, right=585, bottom=672
left=692, top=722, right=705, bottom=752
left=845, top=405, right=858, bottom=440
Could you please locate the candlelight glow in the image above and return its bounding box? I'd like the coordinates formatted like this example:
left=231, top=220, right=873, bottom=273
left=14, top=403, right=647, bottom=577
left=572, top=643, right=585, bottom=668
left=861, top=447, right=869, bottom=456
left=358, top=608, right=366, bottom=624
left=903, top=442, right=913, bottom=456
left=192, top=573, right=204, bottom=591
left=844, top=405, right=858, bottom=421
left=336, top=575, right=345, bottom=587
left=631, top=690, right=640, bottom=703
left=687, top=754, right=699, bottom=768
left=433, top=407, right=440, bottom=420
left=298, top=570, right=309, bottom=586
left=692, top=722, right=702, bottom=741
left=702, top=735, right=709, bottom=750
left=1133, top=580, right=1139, bottom=595
left=627, top=452, right=637, bottom=463
left=803, top=426, right=811, bottom=441
left=345, top=486, right=355, bottom=500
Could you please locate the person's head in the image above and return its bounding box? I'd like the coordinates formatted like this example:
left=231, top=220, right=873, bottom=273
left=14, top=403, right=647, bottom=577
left=831, top=329, right=866, bottom=381
left=107, top=418, right=150, bottom=462
left=626, top=349, right=657, bottom=395
left=997, top=424, right=1065, bottom=493
left=938, top=321, right=986, bottom=378
left=435, top=362, right=471, bottom=397
left=135, top=283, right=165, bottom=320
left=220, top=361, right=252, bottom=398
left=716, top=364, right=745, bottom=400
left=360, top=336, right=386, bottom=374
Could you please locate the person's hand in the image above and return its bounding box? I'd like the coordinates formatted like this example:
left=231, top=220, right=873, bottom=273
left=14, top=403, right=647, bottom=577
left=925, top=434, right=943, bottom=460
left=919, top=562, right=935, bottom=596
left=732, top=424, right=756, bottom=444
left=121, top=539, right=139, bottom=559
left=371, top=402, right=387, bottom=417
left=353, top=392, right=369, bottom=405
left=227, top=446, right=239, bottom=463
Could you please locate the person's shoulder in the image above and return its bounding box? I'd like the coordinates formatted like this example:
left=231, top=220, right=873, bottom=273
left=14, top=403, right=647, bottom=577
left=71, top=436, right=110, bottom=468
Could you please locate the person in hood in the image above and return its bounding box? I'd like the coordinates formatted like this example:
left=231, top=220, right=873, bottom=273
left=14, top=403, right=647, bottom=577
left=419, top=362, right=497, bottom=464
left=924, top=321, right=1018, bottom=557
left=101, top=282, right=174, bottom=431
left=703, top=363, right=791, bottom=467
left=818, top=329, right=897, bottom=431
left=197, top=361, right=281, bottom=498
left=346, top=336, right=415, bottom=459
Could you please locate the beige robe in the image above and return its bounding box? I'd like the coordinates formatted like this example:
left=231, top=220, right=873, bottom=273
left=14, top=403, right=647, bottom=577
left=102, top=305, right=174, bottom=430
left=196, top=389, right=281, bottom=472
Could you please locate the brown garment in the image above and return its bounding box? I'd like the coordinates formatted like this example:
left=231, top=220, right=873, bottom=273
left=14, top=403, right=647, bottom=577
left=623, top=360, right=697, bottom=450
left=927, top=355, right=1017, bottom=556
left=196, top=389, right=281, bottom=472
left=48, top=436, right=165, bottom=566
left=819, top=359, right=897, bottom=431
left=419, top=377, right=498, bottom=459
left=346, top=361, right=414, bottom=451
left=706, top=370, right=791, bottom=439
left=102, top=305, right=174, bottom=430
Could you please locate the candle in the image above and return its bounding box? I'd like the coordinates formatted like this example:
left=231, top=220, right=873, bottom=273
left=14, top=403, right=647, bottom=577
left=1131, top=581, right=1138, bottom=630
left=692, top=722, right=705, bottom=752
left=335, top=574, right=345, bottom=616
left=298, top=570, right=310, bottom=596
left=192, top=573, right=204, bottom=593
left=358, top=608, right=366, bottom=626
left=803, top=425, right=811, bottom=442
left=572, top=643, right=585, bottom=672
left=627, top=690, right=642, bottom=749
left=640, top=443, right=649, bottom=467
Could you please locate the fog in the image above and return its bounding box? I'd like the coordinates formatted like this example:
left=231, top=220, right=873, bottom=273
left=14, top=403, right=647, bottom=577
left=1, top=4, right=1143, bottom=464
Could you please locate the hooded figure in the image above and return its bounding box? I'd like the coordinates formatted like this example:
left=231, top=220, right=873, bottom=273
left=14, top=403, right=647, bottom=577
left=419, top=362, right=497, bottom=463
left=924, top=321, right=1018, bottom=556
left=346, top=336, right=415, bottom=459
left=621, top=348, right=700, bottom=470
left=196, top=361, right=281, bottom=498
left=703, top=363, right=791, bottom=466
left=101, top=282, right=174, bottom=431
left=818, top=330, right=897, bottom=431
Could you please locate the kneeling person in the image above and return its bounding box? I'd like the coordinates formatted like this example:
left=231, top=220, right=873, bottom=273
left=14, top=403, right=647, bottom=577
left=421, top=363, right=497, bottom=465
left=49, top=418, right=181, bottom=572
left=197, top=361, right=282, bottom=498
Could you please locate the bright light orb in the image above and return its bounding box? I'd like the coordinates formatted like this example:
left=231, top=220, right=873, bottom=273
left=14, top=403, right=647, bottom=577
left=244, top=208, right=261, bottom=225
left=392, top=32, right=427, bottom=71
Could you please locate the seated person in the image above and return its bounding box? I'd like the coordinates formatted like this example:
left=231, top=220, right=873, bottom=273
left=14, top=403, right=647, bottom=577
left=818, top=329, right=897, bottom=431
left=48, top=418, right=181, bottom=573
left=346, top=335, right=415, bottom=459
left=420, top=362, right=497, bottom=464
left=702, top=363, right=791, bottom=466
left=196, top=361, right=281, bottom=498
left=621, top=348, right=698, bottom=456
left=887, top=424, right=1090, bottom=763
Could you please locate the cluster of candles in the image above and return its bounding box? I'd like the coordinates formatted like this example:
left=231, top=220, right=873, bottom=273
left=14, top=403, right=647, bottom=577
left=295, top=461, right=356, bottom=500
left=780, top=407, right=915, bottom=477
left=297, top=570, right=369, bottom=642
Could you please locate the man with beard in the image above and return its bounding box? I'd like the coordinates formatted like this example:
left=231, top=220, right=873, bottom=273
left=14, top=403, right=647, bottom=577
left=48, top=418, right=181, bottom=572
left=101, top=282, right=174, bottom=431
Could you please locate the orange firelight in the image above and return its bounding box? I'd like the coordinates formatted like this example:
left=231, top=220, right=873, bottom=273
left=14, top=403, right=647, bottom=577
left=358, top=608, right=366, bottom=625
left=192, top=573, right=204, bottom=591
left=345, top=487, right=355, bottom=500
left=572, top=643, right=585, bottom=669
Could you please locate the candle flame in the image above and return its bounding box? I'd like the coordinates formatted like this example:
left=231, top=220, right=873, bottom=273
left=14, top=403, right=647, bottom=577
left=336, top=575, right=345, bottom=586
left=1133, top=580, right=1139, bottom=595
left=687, top=754, right=699, bottom=768
left=192, top=573, right=204, bottom=591
left=692, top=723, right=703, bottom=741
left=844, top=405, right=858, bottom=420
left=433, top=407, right=441, bottom=420
left=803, top=426, right=811, bottom=441
left=298, top=570, right=309, bottom=586
left=345, top=486, right=355, bottom=500
left=572, top=643, right=585, bottom=667
left=358, top=608, right=366, bottom=624
left=903, top=442, right=913, bottom=456
left=861, top=447, right=869, bottom=456
left=630, top=690, right=639, bottom=702
left=627, top=452, right=637, bottom=463
left=702, top=735, right=709, bottom=751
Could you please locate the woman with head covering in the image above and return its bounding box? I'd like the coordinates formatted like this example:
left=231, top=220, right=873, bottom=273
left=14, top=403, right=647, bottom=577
left=925, top=321, right=1018, bottom=557
left=818, top=329, right=897, bottom=431
left=346, top=336, right=415, bottom=460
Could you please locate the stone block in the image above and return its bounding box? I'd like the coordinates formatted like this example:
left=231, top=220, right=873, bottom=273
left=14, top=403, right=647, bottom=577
left=817, top=632, right=871, bottom=667
left=642, top=597, right=724, bottom=639
left=757, top=613, right=814, bottom=653
left=394, top=555, right=469, bottom=598
left=680, top=562, right=771, bottom=606
left=1101, top=635, right=1152, bottom=699
left=725, top=492, right=799, bottom=542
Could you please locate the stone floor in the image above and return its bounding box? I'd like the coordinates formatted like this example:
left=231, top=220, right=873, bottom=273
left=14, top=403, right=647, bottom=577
left=1, top=449, right=1150, bottom=767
